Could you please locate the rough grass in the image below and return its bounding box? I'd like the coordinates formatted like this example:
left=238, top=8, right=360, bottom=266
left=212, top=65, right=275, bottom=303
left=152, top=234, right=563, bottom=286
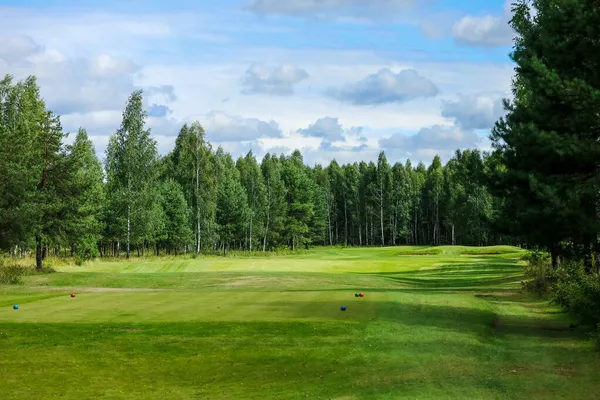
left=1, top=245, right=599, bottom=399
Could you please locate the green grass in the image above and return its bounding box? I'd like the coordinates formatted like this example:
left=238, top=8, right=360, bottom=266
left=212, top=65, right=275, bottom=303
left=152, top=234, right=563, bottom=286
left=0, top=245, right=598, bottom=399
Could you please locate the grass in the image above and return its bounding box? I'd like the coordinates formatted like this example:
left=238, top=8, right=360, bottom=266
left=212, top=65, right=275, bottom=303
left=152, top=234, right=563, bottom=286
left=0, top=245, right=598, bottom=399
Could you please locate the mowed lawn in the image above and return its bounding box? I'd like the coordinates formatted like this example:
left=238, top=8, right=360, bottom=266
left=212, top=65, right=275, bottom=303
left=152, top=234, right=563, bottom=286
left=0, top=247, right=598, bottom=399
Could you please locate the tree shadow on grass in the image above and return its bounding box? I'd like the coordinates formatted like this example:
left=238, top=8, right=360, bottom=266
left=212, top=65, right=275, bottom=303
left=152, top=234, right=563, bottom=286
left=355, top=262, right=525, bottom=290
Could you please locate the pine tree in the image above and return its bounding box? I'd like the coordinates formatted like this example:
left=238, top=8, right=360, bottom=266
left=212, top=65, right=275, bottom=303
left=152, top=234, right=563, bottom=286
left=489, top=0, right=600, bottom=267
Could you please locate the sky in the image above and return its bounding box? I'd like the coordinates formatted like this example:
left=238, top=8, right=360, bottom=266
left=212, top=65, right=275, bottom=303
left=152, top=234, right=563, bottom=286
left=0, top=0, right=517, bottom=166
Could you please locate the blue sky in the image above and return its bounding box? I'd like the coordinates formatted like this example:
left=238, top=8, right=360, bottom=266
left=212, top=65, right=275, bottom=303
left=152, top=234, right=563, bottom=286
left=0, top=0, right=516, bottom=165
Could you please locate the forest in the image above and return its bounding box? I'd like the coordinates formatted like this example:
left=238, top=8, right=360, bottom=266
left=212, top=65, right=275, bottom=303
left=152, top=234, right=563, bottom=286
left=0, top=78, right=508, bottom=268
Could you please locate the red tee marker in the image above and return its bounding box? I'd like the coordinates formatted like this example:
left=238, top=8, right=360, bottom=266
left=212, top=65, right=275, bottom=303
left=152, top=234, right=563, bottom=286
left=71, top=293, right=76, bottom=298
left=359, top=292, right=364, bottom=297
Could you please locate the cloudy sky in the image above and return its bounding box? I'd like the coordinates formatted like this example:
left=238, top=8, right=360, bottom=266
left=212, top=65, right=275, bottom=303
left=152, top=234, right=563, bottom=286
left=0, top=0, right=516, bottom=166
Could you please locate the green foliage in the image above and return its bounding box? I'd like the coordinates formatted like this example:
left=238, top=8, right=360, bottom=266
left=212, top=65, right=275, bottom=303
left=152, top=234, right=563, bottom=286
left=74, top=234, right=101, bottom=265
left=489, top=0, right=600, bottom=267
left=237, top=151, right=267, bottom=250
left=215, top=149, right=250, bottom=251
left=66, top=129, right=105, bottom=259
left=523, top=252, right=600, bottom=328
left=551, top=261, right=600, bottom=327
left=521, top=251, right=556, bottom=295
left=0, top=259, right=25, bottom=284
left=2, top=74, right=518, bottom=260
left=157, top=179, right=192, bottom=252
left=105, top=90, right=158, bottom=258
left=171, top=122, right=217, bottom=253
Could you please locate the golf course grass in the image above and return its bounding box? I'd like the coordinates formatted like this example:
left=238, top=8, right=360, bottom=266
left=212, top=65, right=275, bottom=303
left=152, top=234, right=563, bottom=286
left=0, top=246, right=598, bottom=399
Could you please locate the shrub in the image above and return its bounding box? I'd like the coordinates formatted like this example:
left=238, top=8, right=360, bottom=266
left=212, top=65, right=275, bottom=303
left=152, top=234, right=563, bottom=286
left=521, top=251, right=557, bottom=295
left=0, top=259, right=26, bottom=284
left=74, top=234, right=100, bottom=263
left=551, top=260, right=600, bottom=328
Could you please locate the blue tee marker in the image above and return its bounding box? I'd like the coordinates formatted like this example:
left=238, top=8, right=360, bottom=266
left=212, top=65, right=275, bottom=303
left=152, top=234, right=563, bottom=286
left=340, top=305, right=347, bottom=311
left=13, top=304, right=18, bottom=310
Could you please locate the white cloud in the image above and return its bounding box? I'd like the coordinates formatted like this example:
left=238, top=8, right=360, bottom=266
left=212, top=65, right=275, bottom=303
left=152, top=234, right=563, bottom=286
left=0, top=36, right=42, bottom=65
left=196, top=111, right=283, bottom=142
left=0, top=35, right=147, bottom=115
left=326, top=68, right=438, bottom=105
left=297, top=117, right=345, bottom=141
left=451, top=0, right=515, bottom=47
left=380, top=124, right=485, bottom=163
left=441, top=93, right=507, bottom=130
left=241, top=64, right=309, bottom=95
left=0, top=5, right=516, bottom=166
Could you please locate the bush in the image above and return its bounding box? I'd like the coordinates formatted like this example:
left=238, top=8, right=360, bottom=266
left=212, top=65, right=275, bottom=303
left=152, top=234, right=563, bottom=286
left=551, top=260, right=600, bottom=327
left=0, top=259, right=26, bottom=284
left=521, top=251, right=557, bottom=295
left=73, top=234, right=100, bottom=265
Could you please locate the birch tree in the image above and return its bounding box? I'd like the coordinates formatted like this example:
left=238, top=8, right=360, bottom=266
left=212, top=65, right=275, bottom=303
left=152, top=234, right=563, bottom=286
left=261, top=153, right=287, bottom=250
left=105, top=90, right=158, bottom=259
left=237, top=151, right=266, bottom=251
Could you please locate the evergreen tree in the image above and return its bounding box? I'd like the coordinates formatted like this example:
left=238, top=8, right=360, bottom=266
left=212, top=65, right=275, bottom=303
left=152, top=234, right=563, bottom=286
left=489, top=0, right=600, bottom=267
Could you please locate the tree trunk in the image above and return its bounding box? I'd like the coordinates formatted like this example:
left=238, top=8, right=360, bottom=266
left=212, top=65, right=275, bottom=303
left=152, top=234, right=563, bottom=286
left=126, top=204, right=131, bottom=259
left=195, top=147, right=201, bottom=256
left=452, top=223, right=455, bottom=246
left=263, top=216, right=269, bottom=252
left=358, top=221, right=362, bottom=246
left=327, top=198, right=332, bottom=246
left=344, top=200, right=348, bottom=246
left=35, top=234, right=43, bottom=269
left=380, top=204, right=385, bottom=247
left=435, top=192, right=440, bottom=245
left=550, top=243, right=561, bottom=269
left=249, top=213, right=253, bottom=251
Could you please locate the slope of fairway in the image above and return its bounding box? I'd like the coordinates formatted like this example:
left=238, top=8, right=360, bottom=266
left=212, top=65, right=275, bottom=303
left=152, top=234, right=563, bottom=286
left=1, top=246, right=599, bottom=399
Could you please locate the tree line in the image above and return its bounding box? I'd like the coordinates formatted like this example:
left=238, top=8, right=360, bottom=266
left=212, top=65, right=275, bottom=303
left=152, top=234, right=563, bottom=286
left=0, top=76, right=514, bottom=268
